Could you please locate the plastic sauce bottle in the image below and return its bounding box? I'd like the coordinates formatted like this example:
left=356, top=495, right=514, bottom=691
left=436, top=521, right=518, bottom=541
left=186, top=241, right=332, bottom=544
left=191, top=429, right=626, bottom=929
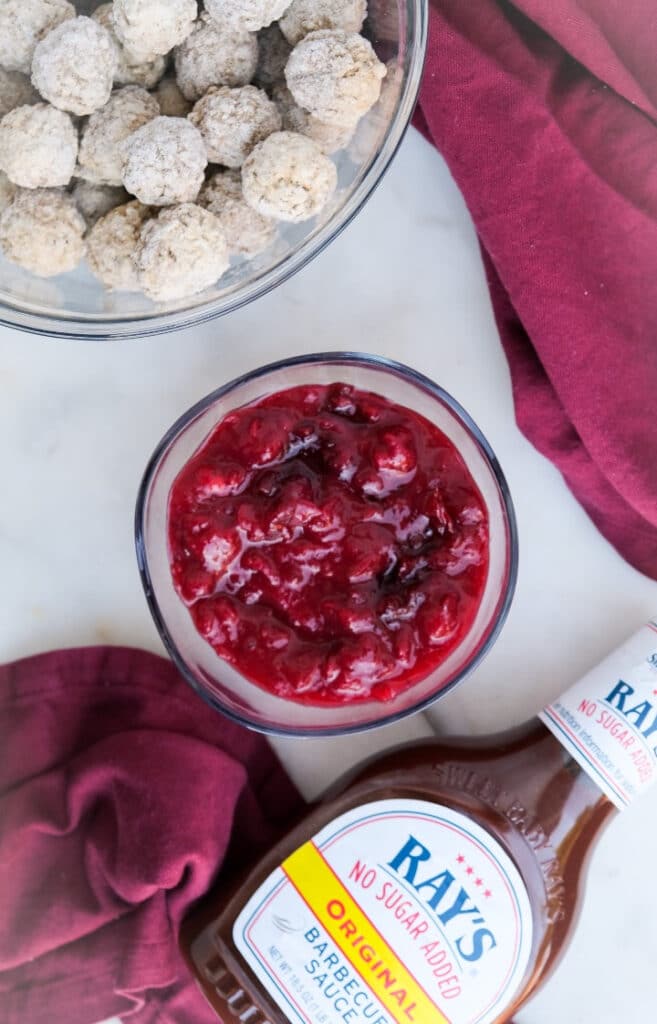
left=181, top=621, right=657, bottom=1024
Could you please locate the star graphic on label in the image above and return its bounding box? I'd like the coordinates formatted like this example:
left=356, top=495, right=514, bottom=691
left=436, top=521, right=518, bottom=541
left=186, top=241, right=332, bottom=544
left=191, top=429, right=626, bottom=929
left=484, top=889, right=492, bottom=898
left=457, top=854, right=465, bottom=864
left=475, top=878, right=483, bottom=886
left=466, top=866, right=474, bottom=875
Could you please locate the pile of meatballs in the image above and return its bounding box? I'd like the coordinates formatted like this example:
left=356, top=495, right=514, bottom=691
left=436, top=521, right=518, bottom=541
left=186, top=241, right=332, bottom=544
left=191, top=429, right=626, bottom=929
left=0, top=0, right=389, bottom=302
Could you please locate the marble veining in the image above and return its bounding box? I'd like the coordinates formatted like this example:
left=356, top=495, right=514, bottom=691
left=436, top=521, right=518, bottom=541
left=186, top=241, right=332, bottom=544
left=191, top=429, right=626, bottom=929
left=1, top=130, right=655, bottom=1024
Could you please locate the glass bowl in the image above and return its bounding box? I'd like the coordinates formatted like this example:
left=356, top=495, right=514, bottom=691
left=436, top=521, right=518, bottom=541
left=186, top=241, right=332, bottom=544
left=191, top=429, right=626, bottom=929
left=135, top=353, right=518, bottom=736
left=0, top=2, right=427, bottom=340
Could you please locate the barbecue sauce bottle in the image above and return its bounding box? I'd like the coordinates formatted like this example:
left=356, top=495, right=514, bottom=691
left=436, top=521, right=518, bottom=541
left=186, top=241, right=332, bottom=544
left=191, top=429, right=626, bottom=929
left=181, top=621, right=657, bottom=1024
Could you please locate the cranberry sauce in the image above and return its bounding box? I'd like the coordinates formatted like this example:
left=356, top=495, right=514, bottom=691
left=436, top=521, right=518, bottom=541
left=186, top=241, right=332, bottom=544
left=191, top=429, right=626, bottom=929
left=167, top=383, right=489, bottom=705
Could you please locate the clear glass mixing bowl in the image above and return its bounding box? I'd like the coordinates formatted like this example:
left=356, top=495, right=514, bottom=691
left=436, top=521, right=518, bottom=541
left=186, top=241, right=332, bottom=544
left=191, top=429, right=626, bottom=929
left=135, top=353, right=518, bottom=737
left=0, top=1, right=427, bottom=339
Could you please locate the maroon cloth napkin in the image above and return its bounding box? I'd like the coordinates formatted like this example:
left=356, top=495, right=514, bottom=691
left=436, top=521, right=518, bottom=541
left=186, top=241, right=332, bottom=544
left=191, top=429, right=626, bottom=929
left=417, top=0, right=657, bottom=579
left=0, top=647, right=303, bottom=1024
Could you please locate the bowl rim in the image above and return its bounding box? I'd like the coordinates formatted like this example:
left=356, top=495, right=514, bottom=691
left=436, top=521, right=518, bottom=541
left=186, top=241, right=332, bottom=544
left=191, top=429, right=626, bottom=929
left=135, top=351, right=519, bottom=737
left=0, top=3, right=429, bottom=341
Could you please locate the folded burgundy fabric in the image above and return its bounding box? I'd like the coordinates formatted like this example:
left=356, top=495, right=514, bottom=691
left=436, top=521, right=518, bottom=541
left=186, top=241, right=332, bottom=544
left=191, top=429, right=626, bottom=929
left=418, top=0, right=657, bottom=579
left=0, top=647, right=303, bottom=1024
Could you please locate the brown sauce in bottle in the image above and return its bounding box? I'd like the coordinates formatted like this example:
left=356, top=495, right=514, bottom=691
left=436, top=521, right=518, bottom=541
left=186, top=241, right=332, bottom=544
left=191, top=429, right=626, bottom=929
left=181, top=622, right=657, bottom=1024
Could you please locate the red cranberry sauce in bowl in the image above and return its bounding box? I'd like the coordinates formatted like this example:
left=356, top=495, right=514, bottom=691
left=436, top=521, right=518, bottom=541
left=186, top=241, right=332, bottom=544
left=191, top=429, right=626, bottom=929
left=167, top=383, right=489, bottom=706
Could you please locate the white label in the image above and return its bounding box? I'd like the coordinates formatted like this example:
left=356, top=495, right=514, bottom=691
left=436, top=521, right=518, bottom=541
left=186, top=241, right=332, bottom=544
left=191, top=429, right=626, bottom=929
left=540, top=621, right=657, bottom=809
left=233, top=799, right=533, bottom=1024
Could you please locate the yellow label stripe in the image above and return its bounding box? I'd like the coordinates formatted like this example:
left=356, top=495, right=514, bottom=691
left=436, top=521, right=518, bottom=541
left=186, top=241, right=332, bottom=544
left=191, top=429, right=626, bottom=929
left=282, top=841, right=450, bottom=1024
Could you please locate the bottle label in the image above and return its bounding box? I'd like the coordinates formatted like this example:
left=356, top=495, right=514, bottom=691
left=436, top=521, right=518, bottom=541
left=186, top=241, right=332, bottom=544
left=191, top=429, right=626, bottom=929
left=233, top=799, right=533, bottom=1024
left=540, top=621, right=657, bottom=809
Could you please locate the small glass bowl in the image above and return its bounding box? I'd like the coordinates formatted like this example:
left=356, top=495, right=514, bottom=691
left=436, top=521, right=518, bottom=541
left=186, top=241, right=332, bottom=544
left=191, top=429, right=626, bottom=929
left=0, top=1, right=427, bottom=340
left=135, top=353, right=518, bottom=736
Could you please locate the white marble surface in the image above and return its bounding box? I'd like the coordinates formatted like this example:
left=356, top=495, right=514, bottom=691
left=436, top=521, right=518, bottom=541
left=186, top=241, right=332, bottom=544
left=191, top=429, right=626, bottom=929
left=2, top=129, right=656, bottom=1023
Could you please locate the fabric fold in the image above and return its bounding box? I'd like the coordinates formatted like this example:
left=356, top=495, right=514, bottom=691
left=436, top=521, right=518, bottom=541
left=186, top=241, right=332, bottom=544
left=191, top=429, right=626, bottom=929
left=418, top=0, right=657, bottom=579
left=0, top=646, right=303, bottom=1024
